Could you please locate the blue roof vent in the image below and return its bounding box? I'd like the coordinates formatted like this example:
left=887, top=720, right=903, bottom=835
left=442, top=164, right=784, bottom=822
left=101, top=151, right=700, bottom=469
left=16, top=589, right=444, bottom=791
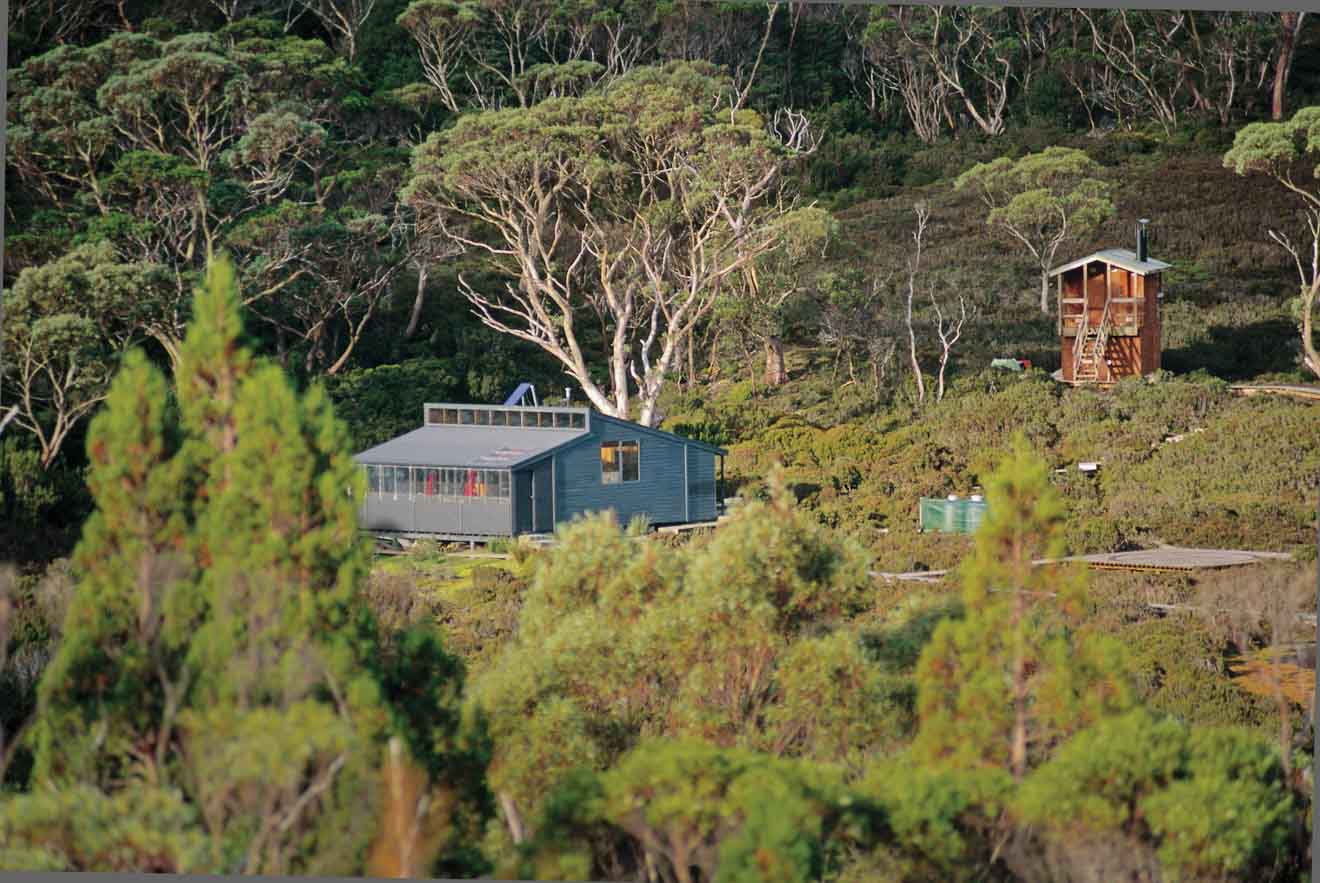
left=504, top=383, right=538, bottom=407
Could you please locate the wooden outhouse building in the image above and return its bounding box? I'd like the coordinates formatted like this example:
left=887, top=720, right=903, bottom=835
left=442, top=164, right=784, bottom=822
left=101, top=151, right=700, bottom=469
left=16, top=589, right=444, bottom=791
left=1053, top=221, right=1170, bottom=384
left=352, top=397, right=726, bottom=541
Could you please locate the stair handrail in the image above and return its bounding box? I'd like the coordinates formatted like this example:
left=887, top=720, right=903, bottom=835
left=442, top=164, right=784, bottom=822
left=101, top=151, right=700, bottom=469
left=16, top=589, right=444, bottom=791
left=1071, top=305, right=1090, bottom=380
left=1095, top=294, right=1113, bottom=379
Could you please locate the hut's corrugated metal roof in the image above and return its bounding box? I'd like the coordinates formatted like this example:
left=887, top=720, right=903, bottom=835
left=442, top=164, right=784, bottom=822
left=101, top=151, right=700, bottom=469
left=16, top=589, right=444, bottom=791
left=353, top=425, right=588, bottom=469
left=1049, top=248, right=1172, bottom=277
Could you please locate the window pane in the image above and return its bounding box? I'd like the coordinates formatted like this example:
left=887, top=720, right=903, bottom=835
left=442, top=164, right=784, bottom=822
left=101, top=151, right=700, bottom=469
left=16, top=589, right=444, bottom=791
left=460, top=409, right=475, bottom=425
left=397, top=466, right=412, bottom=497
left=475, top=409, right=490, bottom=426
left=506, top=410, right=523, bottom=427
left=621, top=441, right=640, bottom=482
left=381, top=466, right=396, bottom=495
left=570, top=412, right=585, bottom=429
left=491, top=410, right=507, bottom=427
left=443, top=409, right=458, bottom=425
left=601, top=442, right=620, bottom=484
left=422, top=468, right=439, bottom=498
left=367, top=465, right=380, bottom=494
left=555, top=412, right=570, bottom=428
left=499, top=471, right=511, bottom=500
left=427, top=407, right=443, bottom=425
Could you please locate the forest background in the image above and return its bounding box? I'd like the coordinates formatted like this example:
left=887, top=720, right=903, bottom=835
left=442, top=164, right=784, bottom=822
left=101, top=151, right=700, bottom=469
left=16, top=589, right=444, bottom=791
left=1, top=2, right=1320, bottom=881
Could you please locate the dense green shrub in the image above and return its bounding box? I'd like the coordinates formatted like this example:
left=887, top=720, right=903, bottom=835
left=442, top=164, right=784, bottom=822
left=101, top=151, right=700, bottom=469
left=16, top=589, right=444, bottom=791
left=1120, top=617, right=1275, bottom=731
left=0, top=440, right=90, bottom=564
left=323, top=357, right=463, bottom=450
left=1017, top=709, right=1296, bottom=882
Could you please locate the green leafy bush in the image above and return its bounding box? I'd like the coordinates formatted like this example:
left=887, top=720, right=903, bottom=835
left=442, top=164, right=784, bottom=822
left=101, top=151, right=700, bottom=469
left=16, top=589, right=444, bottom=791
left=323, top=357, right=463, bottom=451
left=1017, top=709, right=1295, bottom=881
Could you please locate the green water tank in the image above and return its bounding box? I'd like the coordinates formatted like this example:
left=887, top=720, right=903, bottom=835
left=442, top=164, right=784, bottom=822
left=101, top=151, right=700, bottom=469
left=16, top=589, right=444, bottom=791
left=919, top=496, right=989, bottom=535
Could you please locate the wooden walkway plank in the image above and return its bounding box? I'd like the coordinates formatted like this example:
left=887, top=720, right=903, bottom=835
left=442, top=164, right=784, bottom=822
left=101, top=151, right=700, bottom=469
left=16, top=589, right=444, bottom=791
left=1229, top=383, right=1320, bottom=403
left=871, top=545, right=1293, bottom=583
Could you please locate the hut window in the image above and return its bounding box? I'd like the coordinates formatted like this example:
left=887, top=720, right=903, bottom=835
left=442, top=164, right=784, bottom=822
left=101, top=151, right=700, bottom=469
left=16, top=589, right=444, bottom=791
left=426, top=407, right=443, bottom=425
left=459, top=409, right=475, bottom=425
left=498, top=471, right=511, bottom=500
left=491, top=410, right=508, bottom=427
left=421, top=468, right=440, bottom=499
left=380, top=465, right=396, bottom=496
left=506, top=410, right=523, bottom=427
left=441, top=408, right=458, bottom=425
left=462, top=469, right=479, bottom=497
left=620, top=441, right=639, bottom=482
left=474, top=409, right=490, bottom=426
left=570, top=412, right=585, bottom=429
left=396, top=466, right=412, bottom=498
left=555, top=412, right=571, bottom=428
left=366, top=465, right=381, bottom=495
left=601, top=441, right=640, bottom=484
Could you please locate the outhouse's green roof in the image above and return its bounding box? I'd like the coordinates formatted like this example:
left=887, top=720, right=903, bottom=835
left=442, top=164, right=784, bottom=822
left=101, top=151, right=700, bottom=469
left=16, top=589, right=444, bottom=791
left=1049, top=248, right=1172, bottom=277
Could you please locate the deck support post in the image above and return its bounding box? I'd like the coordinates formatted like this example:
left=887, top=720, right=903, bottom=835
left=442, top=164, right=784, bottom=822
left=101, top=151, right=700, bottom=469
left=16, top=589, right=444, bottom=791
left=1056, top=272, right=1064, bottom=336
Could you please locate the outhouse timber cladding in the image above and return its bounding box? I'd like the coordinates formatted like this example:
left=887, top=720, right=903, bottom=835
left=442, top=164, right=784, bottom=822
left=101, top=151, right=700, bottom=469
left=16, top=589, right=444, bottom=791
left=352, top=403, right=725, bottom=538
left=1052, top=247, right=1169, bottom=385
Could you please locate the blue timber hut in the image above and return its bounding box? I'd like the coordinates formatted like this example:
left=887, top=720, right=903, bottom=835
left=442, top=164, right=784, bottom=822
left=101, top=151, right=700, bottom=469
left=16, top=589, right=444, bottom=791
left=352, top=399, right=727, bottom=540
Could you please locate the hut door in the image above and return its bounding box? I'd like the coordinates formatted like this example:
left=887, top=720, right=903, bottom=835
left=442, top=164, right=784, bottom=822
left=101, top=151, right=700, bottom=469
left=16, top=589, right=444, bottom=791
left=1087, top=265, right=1108, bottom=323
left=532, top=462, right=553, bottom=532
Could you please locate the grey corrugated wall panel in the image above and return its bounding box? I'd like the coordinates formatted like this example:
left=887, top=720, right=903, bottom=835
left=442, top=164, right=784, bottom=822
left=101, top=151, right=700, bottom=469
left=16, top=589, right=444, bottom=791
left=363, top=497, right=414, bottom=532
left=361, top=495, right=513, bottom=536
left=414, top=499, right=462, bottom=534
left=454, top=500, right=513, bottom=535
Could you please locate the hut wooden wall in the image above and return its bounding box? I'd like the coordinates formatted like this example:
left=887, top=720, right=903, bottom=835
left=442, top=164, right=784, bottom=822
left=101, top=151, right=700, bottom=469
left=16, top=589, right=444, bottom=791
left=1141, top=274, right=1162, bottom=373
